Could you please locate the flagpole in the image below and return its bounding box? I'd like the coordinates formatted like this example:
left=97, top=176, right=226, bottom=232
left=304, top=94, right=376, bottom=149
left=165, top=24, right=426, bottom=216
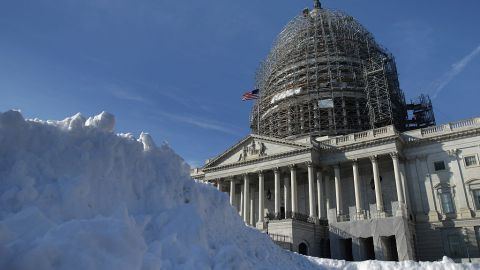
left=257, top=90, right=261, bottom=135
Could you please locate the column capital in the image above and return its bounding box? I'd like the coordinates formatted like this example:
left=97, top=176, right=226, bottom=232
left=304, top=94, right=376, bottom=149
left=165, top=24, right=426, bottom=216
left=389, top=152, right=399, bottom=160
left=289, top=164, right=297, bottom=171
left=369, top=155, right=378, bottom=162
left=350, top=158, right=359, bottom=165
left=273, top=167, right=281, bottom=173
left=305, top=161, right=313, bottom=167
left=257, top=170, right=264, bottom=176
left=447, top=149, right=460, bottom=157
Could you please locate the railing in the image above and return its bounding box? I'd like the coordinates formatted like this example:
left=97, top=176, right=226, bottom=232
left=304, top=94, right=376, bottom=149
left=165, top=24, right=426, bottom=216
left=267, top=212, right=316, bottom=224
left=268, top=233, right=292, bottom=243
left=268, top=233, right=293, bottom=251
left=405, top=117, right=480, bottom=142
left=316, top=125, right=396, bottom=149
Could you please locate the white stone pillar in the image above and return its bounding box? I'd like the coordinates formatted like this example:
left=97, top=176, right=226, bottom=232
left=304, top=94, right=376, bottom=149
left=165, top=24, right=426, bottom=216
left=243, top=174, right=250, bottom=224
left=370, top=156, right=384, bottom=213
left=399, top=162, right=410, bottom=210
left=229, top=179, right=236, bottom=206
left=391, top=153, right=405, bottom=216
left=250, top=190, right=254, bottom=225
left=258, top=171, right=264, bottom=223
left=284, top=174, right=291, bottom=218
left=307, top=162, right=317, bottom=218
left=325, top=175, right=331, bottom=211
left=352, top=159, right=362, bottom=217
left=240, top=184, right=244, bottom=217
left=274, top=168, right=281, bottom=218
left=334, top=165, right=342, bottom=215
left=317, top=170, right=325, bottom=219
left=217, top=179, right=221, bottom=191
left=290, top=165, right=298, bottom=215
left=448, top=149, right=472, bottom=218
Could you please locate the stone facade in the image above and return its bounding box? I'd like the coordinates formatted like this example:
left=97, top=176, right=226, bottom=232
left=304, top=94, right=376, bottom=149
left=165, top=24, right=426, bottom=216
left=192, top=117, right=480, bottom=262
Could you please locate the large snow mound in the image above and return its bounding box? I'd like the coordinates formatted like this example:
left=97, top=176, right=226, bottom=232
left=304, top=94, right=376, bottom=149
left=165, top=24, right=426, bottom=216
left=0, top=110, right=476, bottom=270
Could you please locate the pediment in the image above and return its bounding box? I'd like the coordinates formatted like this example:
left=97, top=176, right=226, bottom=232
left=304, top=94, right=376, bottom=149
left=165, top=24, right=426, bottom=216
left=204, top=134, right=310, bottom=169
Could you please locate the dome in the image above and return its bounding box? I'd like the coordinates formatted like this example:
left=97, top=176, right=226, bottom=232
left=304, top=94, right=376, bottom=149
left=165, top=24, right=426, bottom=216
left=251, top=2, right=406, bottom=139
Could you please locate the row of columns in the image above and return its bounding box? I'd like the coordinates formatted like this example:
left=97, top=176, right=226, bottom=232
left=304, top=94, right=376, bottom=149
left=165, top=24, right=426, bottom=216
left=223, top=162, right=320, bottom=225
left=337, top=154, right=406, bottom=218
left=218, top=152, right=407, bottom=225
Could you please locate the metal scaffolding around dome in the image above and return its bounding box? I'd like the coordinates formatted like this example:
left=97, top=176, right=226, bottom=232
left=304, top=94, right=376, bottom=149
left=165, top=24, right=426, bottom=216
left=251, top=5, right=408, bottom=139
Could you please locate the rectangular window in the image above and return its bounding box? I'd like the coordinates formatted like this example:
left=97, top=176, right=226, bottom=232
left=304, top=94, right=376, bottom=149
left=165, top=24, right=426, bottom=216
left=473, top=189, right=480, bottom=210
left=464, top=155, right=478, bottom=167
left=440, top=192, right=455, bottom=214
left=434, top=161, right=446, bottom=171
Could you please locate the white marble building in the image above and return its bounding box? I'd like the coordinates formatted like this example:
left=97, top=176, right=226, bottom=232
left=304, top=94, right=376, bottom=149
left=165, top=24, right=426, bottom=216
left=191, top=118, right=480, bottom=262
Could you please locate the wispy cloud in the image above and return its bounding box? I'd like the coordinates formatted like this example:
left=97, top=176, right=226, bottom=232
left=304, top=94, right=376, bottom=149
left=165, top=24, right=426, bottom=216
left=430, top=44, right=480, bottom=99
left=156, top=111, right=238, bottom=135
left=111, top=90, right=148, bottom=103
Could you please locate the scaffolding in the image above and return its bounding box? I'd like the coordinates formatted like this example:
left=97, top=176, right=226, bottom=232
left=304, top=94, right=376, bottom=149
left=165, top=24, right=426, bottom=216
left=405, top=94, right=436, bottom=130
left=251, top=5, right=408, bottom=138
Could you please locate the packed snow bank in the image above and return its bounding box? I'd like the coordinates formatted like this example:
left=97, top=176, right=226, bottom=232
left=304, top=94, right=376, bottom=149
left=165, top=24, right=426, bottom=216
left=0, top=110, right=476, bottom=270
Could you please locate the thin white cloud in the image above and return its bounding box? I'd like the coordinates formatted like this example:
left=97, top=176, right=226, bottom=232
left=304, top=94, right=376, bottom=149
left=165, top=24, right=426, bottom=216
left=430, top=44, right=480, bottom=99
left=111, top=90, right=148, bottom=103
left=156, top=111, right=238, bottom=135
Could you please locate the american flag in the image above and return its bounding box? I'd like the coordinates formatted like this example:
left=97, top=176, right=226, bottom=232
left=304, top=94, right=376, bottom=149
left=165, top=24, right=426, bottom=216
left=241, top=89, right=259, bottom=101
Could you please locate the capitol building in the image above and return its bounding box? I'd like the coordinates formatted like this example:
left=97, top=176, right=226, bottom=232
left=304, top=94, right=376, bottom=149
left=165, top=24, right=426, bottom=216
left=191, top=1, right=480, bottom=262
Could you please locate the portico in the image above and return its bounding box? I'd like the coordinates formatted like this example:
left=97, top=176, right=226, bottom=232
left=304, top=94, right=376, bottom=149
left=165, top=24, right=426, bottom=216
left=194, top=128, right=415, bottom=259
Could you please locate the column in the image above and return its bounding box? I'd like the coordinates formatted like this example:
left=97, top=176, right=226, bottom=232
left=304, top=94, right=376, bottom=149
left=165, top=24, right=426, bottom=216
left=243, top=174, right=250, bottom=224
left=217, top=179, right=221, bottom=191
left=229, top=179, right=236, bottom=206
left=284, top=173, right=291, bottom=218
left=307, top=162, right=317, bottom=218
left=352, top=159, right=363, bottom=218
left=250, top=190, right=254, bottom=225
left=240, top=184, right=244, bottom=218
left=417, top=156, right=439, bottom=221
left=334, top=165, right=342, bottom=215
left=274, top=168, right=281, bottom=218
left=290, top=165, right=298, bottom=215
left=391, top=153, right=406, bottom=216
left=258, top=171, right=265, bottom=223
left=317, top=170, right=325, bottom=219
left=325, top=174, right=331, bottom=211
left=399, top=162, right=411, bottom=212
left=448, top=149, right=473, bottom=218
left=370, top=156, right=384, bottom=214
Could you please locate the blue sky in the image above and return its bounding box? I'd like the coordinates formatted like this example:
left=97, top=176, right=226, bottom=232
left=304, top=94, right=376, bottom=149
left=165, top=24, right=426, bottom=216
left=1, top=0, right=479, bottom=167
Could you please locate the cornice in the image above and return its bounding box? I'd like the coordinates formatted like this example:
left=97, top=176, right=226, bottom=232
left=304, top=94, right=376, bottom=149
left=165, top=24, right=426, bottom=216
left=317, top=135, right=398, bottom=153
left=404, top=128, right=480, bottom=147
left=203, top=147, right=312, bottom=173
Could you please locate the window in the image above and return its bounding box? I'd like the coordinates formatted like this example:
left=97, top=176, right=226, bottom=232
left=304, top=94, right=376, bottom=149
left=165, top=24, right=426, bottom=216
left=448, top=235, right=462, bottom=258
left=464, top=155, right=478, bottom=167
left=440, top=192, right=455, bottom=214
left=473, top=189, right=480, bottom=210
left=434, top=161, right=446, bottom=171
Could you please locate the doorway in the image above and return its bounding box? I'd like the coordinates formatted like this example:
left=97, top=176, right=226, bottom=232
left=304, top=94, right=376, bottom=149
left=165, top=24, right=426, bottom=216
left=360, top=237, right=375, bottom=260
left=381, top=236, right=399, bottom=261
left=299, top=242, right=308, bottom=255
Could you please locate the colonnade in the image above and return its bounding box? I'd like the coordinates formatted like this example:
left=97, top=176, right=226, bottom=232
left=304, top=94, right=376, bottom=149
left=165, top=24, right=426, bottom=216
left=214, top=152, right=408, bottom=225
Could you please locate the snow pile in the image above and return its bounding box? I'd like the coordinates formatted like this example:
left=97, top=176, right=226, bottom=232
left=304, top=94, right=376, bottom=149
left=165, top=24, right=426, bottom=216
left=0, top=110, right=476, bottom=270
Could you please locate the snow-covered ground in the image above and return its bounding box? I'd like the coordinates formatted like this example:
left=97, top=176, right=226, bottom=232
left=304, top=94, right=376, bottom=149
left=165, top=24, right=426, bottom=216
left=0, top=110, right=477, bottom=270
